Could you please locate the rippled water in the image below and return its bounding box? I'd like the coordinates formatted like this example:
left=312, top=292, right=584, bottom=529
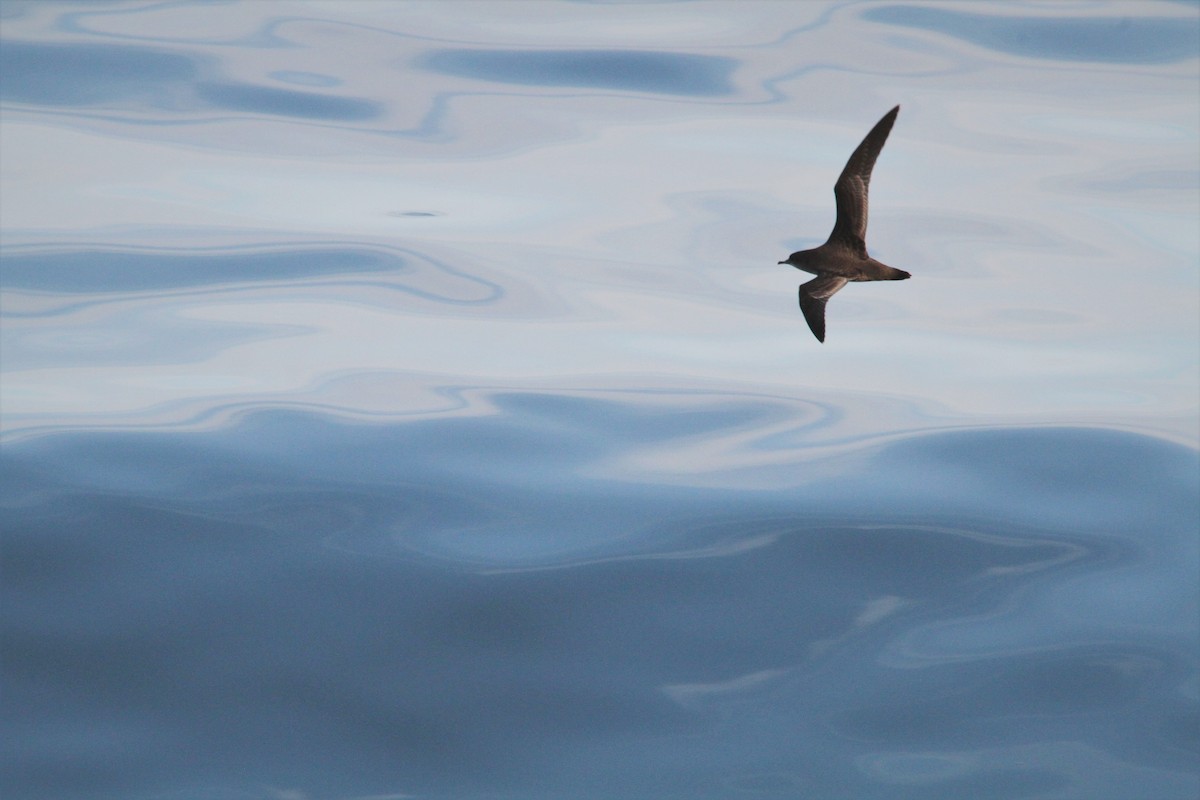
left=2, top=2, right=1198, bottom=798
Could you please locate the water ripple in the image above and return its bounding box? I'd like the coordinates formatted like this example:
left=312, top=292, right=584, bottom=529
left=0, top=40, right=197, bottom=107
left=1, top=242, right=503, bottom=307
left=419, top=48, right=737, bottom=96
left=864, top=5, right=1200, bottom=64
left=3, top=402, right=1196, bottom=796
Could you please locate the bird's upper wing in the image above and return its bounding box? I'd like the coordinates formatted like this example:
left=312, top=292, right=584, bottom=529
left=828, top=105, right=899, bottom=256
left=798, top=275, right=848, bottom=343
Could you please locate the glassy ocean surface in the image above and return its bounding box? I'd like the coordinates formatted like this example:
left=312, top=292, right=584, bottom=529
left=2, top=2, right=1198, bottom=799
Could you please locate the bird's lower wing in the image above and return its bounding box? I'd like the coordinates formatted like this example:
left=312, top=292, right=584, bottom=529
left=798, top=275, right=848, bottom=343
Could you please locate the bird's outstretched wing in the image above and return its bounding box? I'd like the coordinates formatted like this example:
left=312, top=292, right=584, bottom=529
left=828, top=105, right=899, bottom=256
left=798, top=275, right=848, bottom=343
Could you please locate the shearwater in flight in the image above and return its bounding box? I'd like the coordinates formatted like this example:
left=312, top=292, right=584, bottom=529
left=779, top=105, right=909, bottom=343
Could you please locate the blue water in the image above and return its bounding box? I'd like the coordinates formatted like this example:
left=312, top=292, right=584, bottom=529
left=2, top=2, right=1198, bottom=799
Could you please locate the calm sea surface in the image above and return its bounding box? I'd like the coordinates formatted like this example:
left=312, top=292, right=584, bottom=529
left=2, top=2, right=1198, bottom=798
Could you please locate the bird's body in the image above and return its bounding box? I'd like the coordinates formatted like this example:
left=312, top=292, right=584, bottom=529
left=780, top=105, right=909, bottom=342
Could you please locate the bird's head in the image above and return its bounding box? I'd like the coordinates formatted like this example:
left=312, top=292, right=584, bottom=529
left=778, top=249, right=814, bottom=270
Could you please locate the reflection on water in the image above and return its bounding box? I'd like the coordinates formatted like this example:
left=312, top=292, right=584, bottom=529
left=2, top=0, right=1198, bottom=798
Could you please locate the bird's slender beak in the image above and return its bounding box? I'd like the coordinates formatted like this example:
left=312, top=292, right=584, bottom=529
left=777, top=260, right=787, bottom=265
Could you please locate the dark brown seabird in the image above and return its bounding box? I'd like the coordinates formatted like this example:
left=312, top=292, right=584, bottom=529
left=779, top=105, right=910, bottom=342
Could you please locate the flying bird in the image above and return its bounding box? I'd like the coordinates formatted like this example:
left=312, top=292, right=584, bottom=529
left=779, top=105, right=910, bottom=342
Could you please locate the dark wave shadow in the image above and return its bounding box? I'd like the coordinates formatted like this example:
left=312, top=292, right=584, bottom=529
left=193, top=80, right=379, bottom=122
left=0, top=245, right=502, bottom=305
left=0, top=40, right=196, bottom=106
left=418, top=48, right=736, bottom=96
left=864, top=5, right=1200, bottom=64
left=0, top=40, right=383, bottom=121
left=1, top=248, right=393, bottom=293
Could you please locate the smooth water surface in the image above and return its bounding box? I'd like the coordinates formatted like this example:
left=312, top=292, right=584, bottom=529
left=2, top=2, right=1198, bottom=799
